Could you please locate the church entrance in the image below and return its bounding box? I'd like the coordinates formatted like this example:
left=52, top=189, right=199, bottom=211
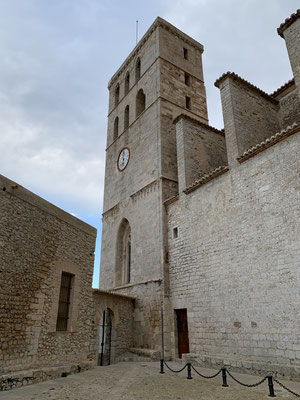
left=176, top=309, right=190, bottom=358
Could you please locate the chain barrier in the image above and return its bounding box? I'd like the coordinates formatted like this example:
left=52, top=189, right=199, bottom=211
left=163, top=360, right=187, bottom=373
left=273, top=378, right=300, bottom=398
left=160, top=361, right=300, bottom=397
left=191, top=365, right=222, bottom=379
left=226, top=369, right=268, bottom=388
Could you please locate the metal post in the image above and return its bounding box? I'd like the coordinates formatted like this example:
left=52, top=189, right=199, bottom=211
left=268, top=376, right=276, bottom=397
left=161, top=306, right=164, bottom=361
left=100, top=310, right=106, bottom=366
left=222, top=368, right=228, bottom=387
left=187, top=362, right=192, bottom=379
left=160, top=359, right=164, bottom=374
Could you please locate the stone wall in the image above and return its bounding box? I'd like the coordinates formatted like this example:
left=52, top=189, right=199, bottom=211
left=174, top=115, right=227, bottom=190
left=0, top=175, right=97, bottom=374
left=93, top=290, right=135, bottom=361
left=166, top=127, right=300, bottom=377
left=215, top=75, right=280, bottom=165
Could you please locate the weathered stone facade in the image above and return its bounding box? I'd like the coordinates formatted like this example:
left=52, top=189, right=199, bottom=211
left=100, top=10, right=300, bottom=378
left=0, top=175, right=135, bottom=390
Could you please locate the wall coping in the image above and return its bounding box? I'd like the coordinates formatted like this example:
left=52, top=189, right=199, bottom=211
left=237, top=123, right=300, bottom=163
left=164, top=194, right=179, bottom=206
left=214, top=72, right=279, bottom=105
left=173, top=113, right=225, bottom=136
left=183, top=165, right=229, bottom=195
left=270, top=78, right=295, bottom=98
left=93, top=289, right=136, bottom=301
left=0, top=174, right=97, bottom=237
left=108, top=17, right=204, bottom=88
left=277, top=9, right=300, bottom=37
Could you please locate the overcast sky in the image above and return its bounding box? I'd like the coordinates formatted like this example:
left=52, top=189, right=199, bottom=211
left=0, top=0, right=298, bottom=287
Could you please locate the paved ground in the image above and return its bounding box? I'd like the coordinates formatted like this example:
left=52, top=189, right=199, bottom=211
left=1, top=362, right=300, bottom=400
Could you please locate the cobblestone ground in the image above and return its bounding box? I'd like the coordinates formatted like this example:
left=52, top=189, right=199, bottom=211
left=1, top=362, right=299, bottom=400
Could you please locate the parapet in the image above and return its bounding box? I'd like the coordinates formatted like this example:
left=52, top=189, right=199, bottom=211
left=277, top=9, right=300, bottom=37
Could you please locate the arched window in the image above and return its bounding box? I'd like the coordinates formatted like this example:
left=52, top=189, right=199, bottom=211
left=115, top=219, right=131, bottom=286
left=125, top=72, right=130, bottom=95
left=135, top=58, right=141, bottom=82
left=124, top=105, right=129, bottom=130
left=114, top=84, right=120, bottom=107
left=136, top=89, right=146, bottom=118
left=113, top=117, right=118, bottom=141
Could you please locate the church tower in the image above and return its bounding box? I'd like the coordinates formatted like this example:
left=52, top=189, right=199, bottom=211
left=100, top=17, right=208, bottom=351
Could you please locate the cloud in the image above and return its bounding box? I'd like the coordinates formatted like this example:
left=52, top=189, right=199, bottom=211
left=160, top=0, right=299, bottom=128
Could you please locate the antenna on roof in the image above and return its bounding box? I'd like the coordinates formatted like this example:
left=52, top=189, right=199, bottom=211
left=136, top=20, right=138, bottom=44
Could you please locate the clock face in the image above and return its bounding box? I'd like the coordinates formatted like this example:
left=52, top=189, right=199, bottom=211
left=117, top=147, right=130, bottom=171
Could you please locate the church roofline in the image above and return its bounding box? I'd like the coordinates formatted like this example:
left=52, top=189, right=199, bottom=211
left=108, top=17, right=204, bottom=89
left=277, top=9, right=300, bottom=38
left=173, top=113, right=224, bottom=136
left=270, top=78, right=295, bottom=98
left=215, top=72, right=279, bottom=105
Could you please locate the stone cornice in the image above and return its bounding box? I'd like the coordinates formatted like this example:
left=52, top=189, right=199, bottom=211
left=214, top=72, right=279, bottom=105
left=237, top=123, right=300, bottom=163
left=108, top=17, right=204, bottom=89
left=93, top=289, right=136, bottom=300
left=173, top=113, right=225, bottom=136
left=163, top=195, right=179, bottom=206
left=270, top=79, right=295, bottom=98
left=183, top=166, right=229, bottom=195
left=277, top=9, right=300, bottom=38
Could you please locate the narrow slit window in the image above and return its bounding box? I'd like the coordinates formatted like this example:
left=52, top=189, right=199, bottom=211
left=56, top=272, right=73, bottom=331
left=184, top=73, right=190, bottom=86
left=114, top=84, right=120, bottom=107
left=113, top=117, right=119, bottom=141
left=173, top=227, right=178, bottom=239
left=124, top=105, right=129, bottom=130
left=125, top=72, right=130, bottom=95
left=183, top=48, right=188, bottom=60
left=186, top=96, right=191, bottom=110
left=135, top=58, right=141, bottom=82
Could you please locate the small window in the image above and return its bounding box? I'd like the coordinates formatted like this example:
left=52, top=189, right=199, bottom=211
left=56, top=272, right=73, bottom=331
left=173, top=227, right=178, bottom=239
left=114, top=84, right=120, bottom=107
left=124, top=105, right=129, bottom=130
left=183, top=48, right=188, bottom=60
left=184, top=73, right=190, bottom=86
left=125, top=72, right=130, bottom=95
left=113, top=117, right=119, bottom=141
left=185, top=96, right=191, bottom=110
left=135, top=58, right=141, bottom=82
left=136, top=89, right=146, bottom=118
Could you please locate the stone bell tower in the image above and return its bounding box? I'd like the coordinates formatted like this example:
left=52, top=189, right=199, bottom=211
left=99, top=17, right=208, bottom=351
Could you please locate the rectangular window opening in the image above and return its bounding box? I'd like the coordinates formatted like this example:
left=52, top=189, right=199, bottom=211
left=184, top=73, right=190, bottom=86
left=173, top=227, right=178, bottom=239
left=183, top=47, right=188, bottom=60
left=185, top=96, right=191, bottom=110
left=56, top=272, right=73, bottom=331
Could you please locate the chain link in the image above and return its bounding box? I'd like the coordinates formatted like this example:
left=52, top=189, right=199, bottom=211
left=163, top=360, right=187, bottom=373
left=226, top=370, right=267, bottom=387
left=273, top=378, right=300, bottom=398
left=191, top=365, right=222, bottom=379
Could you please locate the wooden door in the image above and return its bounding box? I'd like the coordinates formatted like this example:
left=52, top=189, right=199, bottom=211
left=176, top=309, right=190, bottom=358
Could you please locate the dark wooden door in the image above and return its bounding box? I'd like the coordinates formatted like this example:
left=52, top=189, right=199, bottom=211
left=176, top=309, right=190, bottom=358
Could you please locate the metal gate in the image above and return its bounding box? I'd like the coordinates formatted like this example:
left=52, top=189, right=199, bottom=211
left=99, top=309, right=112, bottom=366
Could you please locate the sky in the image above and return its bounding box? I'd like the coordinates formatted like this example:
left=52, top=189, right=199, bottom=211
left=0, top=0, right=298, bottom=287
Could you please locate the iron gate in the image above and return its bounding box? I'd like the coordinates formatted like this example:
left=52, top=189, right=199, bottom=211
left=99, top=309, right=112, bottom=366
